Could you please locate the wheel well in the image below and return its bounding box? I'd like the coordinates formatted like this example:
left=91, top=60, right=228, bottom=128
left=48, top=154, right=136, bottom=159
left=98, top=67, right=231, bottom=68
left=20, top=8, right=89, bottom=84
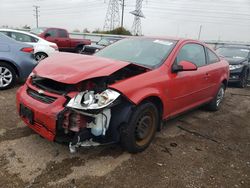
left=76, top=44, right=84, bottom=48
left=222, top=79, right=228, bottom=89
left=0, top=60, right=19, bottom=77
left=140, top=96, right=164, bottom=131
left=35, top=52, right=48, bottom=56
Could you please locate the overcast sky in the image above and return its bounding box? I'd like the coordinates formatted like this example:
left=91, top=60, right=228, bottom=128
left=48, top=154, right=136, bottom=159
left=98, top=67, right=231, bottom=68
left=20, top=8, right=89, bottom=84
left=0, top=0, right=250, bottom=42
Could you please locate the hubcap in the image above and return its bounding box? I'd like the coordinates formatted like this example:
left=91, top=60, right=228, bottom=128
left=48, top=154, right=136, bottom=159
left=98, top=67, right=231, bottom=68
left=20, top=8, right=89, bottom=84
left=135, top=109, right=155, bottom=147
left=216, top=87, right=225, bottom=107
left=0, top=66, right=13, bottom=88
left=35, top=54, right=46, bottom=62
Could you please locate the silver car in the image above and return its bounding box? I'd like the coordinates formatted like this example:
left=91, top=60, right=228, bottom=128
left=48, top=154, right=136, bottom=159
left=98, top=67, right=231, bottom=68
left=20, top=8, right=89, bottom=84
left=0, top=33, right=37, bottom=89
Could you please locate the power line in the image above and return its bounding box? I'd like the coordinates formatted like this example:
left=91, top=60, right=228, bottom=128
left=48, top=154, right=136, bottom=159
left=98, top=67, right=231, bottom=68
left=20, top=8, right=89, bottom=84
left=33, top=5, right=40, bottom=28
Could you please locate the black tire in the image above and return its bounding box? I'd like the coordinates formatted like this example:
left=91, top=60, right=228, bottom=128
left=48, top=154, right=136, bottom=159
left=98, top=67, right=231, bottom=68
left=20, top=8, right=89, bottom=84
left=120, top=102, right=159, bottom=153
left=206, top=84, right=225, bottom=111
left=75, top=45, right=85, bottom=54
left=35, top=52, right=48, bottom=62
left=0, top=62, right=17, bottom=90
left=238, top=69, right=249, bottom=88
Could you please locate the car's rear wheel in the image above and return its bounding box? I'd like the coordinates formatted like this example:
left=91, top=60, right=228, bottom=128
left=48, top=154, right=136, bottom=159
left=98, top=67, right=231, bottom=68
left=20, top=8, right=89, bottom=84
left=238, top=69, right=249, bottom=88
left=35, top=52, right=48, bottom=62
left=206, top=84, right=225, bottom=111
left=121, top=102, right=159, bottom=153
left=75, top=45, right=85, bottom=54
left=0, top=62, right=16, bottom=90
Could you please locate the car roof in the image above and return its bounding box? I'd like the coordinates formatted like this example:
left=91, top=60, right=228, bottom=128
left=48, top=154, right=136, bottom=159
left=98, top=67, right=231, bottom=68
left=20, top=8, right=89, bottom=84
left=217, top=45, right=250, bottom=49
left=0, top=28, right=40, bottom=39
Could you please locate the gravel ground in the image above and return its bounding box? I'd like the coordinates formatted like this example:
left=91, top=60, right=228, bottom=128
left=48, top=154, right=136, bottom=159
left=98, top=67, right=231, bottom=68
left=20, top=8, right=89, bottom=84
left=0, top=84, right=250, bottom=188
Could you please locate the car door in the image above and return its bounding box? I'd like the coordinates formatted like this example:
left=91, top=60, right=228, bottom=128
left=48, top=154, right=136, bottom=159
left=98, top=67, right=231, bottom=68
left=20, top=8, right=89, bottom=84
left=43, top=29, right=57, bottom=44
left=56, top=29, right=70, bottom=50
left=168, top=43, right=211, bottom=116
left=205, top=47, right=223, bottom=96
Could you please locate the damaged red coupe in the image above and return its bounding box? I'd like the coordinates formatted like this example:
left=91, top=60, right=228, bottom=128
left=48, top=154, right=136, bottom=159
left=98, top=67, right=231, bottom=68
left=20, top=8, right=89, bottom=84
left=16, top=37, right=229, bottom=153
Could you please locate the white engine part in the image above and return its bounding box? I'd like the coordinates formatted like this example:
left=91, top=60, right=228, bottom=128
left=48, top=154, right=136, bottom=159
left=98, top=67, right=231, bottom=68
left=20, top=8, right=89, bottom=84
left=87, top=108, right=111, bottom=136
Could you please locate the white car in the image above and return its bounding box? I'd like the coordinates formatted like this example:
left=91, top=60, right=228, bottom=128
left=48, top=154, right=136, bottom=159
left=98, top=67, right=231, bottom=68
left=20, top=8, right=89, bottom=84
left=0, top=28, right=58, bottom=62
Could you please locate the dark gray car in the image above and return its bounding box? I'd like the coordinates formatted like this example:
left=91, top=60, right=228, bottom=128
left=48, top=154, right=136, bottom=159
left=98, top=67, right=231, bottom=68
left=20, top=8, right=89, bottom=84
left=216, top=46, right=250, bottom=88
left=0, top=33, right=37, bottom=89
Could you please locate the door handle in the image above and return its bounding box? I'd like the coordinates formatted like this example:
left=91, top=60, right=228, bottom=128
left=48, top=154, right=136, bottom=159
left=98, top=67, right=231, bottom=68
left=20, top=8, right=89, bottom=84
left=203, top=72, right=210, bottom=80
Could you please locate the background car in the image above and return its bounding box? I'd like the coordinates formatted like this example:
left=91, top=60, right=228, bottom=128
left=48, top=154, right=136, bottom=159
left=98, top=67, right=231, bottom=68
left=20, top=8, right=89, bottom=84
left=17, top=37, right=229, bottom=153
left=0, top=33, right=37, bottom=89
left=0, top=28, right=58, bottom=62
left=83, top=37, right=123, bottom=55
left=216, top=45, right=250, bottom=88
left=30, top=27, right=91, bottom=53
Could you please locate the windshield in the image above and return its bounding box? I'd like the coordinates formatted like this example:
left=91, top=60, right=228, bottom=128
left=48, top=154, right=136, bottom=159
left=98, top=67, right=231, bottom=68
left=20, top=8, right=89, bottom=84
left=30, top=27, right=47, bottom=35
left=95, top=38, right=177, bottom=68
left=216, top=47, right=249, bottom=59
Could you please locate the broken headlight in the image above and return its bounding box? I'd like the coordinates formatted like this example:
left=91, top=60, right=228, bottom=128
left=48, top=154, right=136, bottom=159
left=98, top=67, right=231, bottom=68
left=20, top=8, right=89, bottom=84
left=66, top=89, right=120, bottom=110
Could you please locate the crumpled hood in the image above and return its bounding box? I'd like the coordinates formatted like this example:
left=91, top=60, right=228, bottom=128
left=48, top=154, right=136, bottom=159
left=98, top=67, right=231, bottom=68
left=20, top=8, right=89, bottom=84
left=33, top=52, right=130, bottom=84
left=225, top=57, right=247, bottom=65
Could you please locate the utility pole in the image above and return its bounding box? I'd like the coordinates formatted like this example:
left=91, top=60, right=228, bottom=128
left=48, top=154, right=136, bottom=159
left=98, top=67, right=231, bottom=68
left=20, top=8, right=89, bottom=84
left=198, top=25, right=202, bottom=40
left=33, top=5, right=40, bottom=28
left=121, top=0, right=125, bottom=28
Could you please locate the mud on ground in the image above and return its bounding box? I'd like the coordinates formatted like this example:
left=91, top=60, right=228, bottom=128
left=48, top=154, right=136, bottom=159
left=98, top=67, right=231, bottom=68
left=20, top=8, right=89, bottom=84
left=0, top=85, right=250, bottom=188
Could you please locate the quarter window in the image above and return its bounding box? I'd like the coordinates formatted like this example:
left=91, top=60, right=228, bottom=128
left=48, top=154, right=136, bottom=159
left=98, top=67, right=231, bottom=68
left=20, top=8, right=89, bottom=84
left=207, top=48, right=220, bottom=64
left=176, top=43, right=206, bottom=67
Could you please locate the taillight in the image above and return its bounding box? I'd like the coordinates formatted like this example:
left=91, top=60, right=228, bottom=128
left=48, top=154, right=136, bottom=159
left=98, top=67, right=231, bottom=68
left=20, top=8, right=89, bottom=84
left=21, top=47, right=34, bottom=53
left=49, top=45, right=58, bottom=51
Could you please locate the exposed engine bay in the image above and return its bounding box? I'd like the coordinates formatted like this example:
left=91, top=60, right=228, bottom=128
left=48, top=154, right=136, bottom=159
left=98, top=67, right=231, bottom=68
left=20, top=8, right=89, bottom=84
left=30, top=64, right=149, bottom=153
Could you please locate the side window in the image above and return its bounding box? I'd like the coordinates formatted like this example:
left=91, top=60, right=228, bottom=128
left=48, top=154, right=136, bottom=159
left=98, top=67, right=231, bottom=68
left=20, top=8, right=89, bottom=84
left=207, top=48, right=220, bottom=64
left=176, top=43, right=206, bottom=67
left=58, top=29, right=67, bottom=38
left=46, top=29, right=57, bottom=37
left=9, top=32, right=36, bottom=43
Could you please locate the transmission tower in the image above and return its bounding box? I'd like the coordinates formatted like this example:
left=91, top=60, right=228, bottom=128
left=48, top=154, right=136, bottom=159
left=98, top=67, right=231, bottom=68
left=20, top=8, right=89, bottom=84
left=103, top=0, right=120, bottom=31
left=130, top=0, right=145, bottom=35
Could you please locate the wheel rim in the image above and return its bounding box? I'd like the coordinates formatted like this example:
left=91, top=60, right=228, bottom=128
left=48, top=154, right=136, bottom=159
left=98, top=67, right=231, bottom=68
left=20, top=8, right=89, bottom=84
left=77, top=46, right=85, bottom=53
left=241, top=72, right=248, bottom=88
left=0, top=66, right=13, bottom=88
left=135, top=109, right=156, bottom=147
left=216, top=87, right=225, bottom=107
left=35, top=54, right=47, bottom=62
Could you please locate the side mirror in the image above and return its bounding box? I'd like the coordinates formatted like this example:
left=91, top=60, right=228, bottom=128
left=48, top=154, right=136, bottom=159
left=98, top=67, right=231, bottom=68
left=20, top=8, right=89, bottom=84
left=172, top=60, right=198, bottom=73
left=44, top=33, right=51, bottom=38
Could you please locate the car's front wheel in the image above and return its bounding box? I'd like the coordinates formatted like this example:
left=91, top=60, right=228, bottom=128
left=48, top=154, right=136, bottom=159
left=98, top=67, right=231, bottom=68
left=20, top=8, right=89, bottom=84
left=0, top=62, right=16, bottom=90
left=238, top=69, right=249, bottom=88
left=121, top=102, right=159, bottom=153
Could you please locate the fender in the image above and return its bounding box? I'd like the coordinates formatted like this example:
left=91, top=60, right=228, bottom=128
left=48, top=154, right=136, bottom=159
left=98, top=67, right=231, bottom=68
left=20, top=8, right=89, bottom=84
left=0, top=58, right=22, bottom=77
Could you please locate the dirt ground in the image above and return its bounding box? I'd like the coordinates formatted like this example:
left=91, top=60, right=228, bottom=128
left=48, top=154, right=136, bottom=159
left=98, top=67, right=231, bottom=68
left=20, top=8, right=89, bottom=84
left=0, top=84, right=250, bottom=188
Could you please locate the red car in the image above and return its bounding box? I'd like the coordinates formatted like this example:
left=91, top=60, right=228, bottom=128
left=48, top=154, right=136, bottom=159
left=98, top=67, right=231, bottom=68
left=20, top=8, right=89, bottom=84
left=30, top=27, right=91, bottom=53
left=16, top=37, right=229, bottom=153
